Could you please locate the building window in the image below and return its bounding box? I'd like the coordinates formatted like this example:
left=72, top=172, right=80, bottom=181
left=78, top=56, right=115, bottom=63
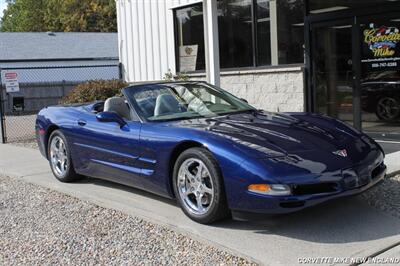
left=218, top=0, right=254, bottom=68
left=174, top=0, right=305, bottom=72
left=308, top=0, right=398, bottom=14
left=277, top=0, right=304, bottom=64
left=256, top=0, right=272, bottom=65
left=175, top=5, right=206, bottom=71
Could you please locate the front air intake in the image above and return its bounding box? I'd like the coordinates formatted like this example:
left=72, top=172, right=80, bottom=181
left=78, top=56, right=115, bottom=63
left=292, top=182, right=338, bottom=196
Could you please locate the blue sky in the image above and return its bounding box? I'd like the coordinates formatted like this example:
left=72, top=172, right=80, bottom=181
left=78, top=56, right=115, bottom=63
left=0, top=0, right=7, bottom=17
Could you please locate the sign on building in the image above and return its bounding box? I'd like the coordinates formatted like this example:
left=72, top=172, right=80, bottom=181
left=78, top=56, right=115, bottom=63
left=361, top=23, right=400, bottom=72
left=2, top=71, right=20, bottom=93
left=179, top=45, right=198, bottom=72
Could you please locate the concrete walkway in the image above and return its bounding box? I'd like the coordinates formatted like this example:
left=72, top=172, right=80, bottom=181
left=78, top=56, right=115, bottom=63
left=385, top=151, right=400, bottom=176
left=0, top=144, right=399, bottom=265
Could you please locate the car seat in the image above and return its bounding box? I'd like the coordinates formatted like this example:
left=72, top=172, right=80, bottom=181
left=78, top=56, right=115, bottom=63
left=104, top=97, right=131, bottom=120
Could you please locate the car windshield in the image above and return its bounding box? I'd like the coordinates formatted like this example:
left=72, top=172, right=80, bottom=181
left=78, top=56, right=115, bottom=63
left=124, top=82, right=255, bottom=121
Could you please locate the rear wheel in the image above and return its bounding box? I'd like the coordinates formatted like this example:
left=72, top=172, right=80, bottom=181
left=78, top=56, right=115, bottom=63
left=376, top=96, right=400, bottom=122
left=48, top=130, right=82, bottom=182
left=173, top=148, right=230, bottom=224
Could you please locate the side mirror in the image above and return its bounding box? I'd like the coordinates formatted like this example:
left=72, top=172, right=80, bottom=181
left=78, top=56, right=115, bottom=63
left=96, top=111, right=127, bottom=128
left=240, top=98, right=248, bottom=103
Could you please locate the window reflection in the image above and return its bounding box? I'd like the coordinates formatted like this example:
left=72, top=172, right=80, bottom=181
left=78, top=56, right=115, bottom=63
left=218, top=0, right=253, bottom=68
left=309, top=0, right=400, bottom=14
left=175, top=5, right=206, bottom=71
left=361, top=20, right=400, bottom=132
left=257, top=0, right=271, bottom=65
left=173, top=0, right=306, bottom=72
left=277, top=0, right=305, bottom=64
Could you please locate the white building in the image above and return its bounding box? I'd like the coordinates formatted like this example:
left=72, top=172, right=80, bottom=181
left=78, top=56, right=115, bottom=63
left=116, top=0, right=400, bottom=143
left=116, top=0, right=305, bottom=113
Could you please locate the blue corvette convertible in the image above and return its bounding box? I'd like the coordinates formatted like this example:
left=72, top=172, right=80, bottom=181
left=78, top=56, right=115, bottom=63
left=36, top=81, right=386, bottom=224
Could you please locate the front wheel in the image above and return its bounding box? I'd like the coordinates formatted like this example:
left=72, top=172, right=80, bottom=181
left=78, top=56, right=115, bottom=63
left=173, top=148, right=230, bottom=224
left=48, top=130, right=82, bottom=182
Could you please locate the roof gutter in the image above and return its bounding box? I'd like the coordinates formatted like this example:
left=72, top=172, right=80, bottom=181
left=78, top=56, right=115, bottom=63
left=0, top=57, right=119, bottom=63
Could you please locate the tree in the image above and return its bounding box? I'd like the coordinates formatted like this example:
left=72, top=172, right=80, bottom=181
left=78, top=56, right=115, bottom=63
left=1, top=0, right=47, bottom=32
left=0, top=0, right=116, bottom=32
left=45, top=0, right=117, bottom=32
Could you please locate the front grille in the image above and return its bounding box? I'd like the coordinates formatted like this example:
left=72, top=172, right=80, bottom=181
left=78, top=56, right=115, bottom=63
left=292, top=182, right=338, bottom=196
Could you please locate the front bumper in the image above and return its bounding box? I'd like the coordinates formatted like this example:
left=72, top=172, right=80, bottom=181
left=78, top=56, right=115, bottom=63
left=231, top=163, right=386, bottom=215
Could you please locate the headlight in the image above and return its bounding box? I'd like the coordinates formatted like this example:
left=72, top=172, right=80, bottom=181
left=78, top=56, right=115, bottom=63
left=248, top=184, right=291, bottom=196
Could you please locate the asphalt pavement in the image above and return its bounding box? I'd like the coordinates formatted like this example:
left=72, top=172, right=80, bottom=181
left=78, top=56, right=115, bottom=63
left=0, top=144, right=399, bottom=265
left=379, top=141, right=400, bottom=155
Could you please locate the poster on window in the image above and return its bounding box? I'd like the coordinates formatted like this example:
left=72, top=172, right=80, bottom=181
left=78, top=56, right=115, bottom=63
left=179, top=45, right=198, bottom=72
left=361, top=23, right=400, bottom=73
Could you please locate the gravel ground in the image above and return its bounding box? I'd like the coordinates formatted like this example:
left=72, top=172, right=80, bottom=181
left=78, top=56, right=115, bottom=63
left=8, top=139, right=39, bottom=150
left=0, top=175, right=255, bottom=265
left=360, top=174, right=400, bottom=219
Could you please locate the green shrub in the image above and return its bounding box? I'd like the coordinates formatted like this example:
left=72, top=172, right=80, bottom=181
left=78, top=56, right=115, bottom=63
left=163, top=69, right=189, bottom=81
left=60, top=79, right=128, bottom=104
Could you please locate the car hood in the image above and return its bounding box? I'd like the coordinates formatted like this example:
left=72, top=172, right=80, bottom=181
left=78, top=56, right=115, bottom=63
left=172, top=111, right=377, bottom=160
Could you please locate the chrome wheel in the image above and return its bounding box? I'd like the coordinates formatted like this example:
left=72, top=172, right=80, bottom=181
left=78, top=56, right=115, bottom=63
left=177, top=158, right=214, bottom=215
left=377, top=97, right=400, bottom=121
left=50, top=136, right=68, bottom=177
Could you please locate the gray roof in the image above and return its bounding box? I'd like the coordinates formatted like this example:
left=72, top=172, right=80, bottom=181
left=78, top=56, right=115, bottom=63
left=0, top=32, right=118, bottom=61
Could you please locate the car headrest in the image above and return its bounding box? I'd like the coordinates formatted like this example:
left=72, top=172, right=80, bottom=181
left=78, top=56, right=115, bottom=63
left=154, top=94, right=180, bottom=117
left=175, top=86, right=187, bottom=97
left=104, top=97, right=131, bottom=120
left=174, top=86, right=196, bottom=103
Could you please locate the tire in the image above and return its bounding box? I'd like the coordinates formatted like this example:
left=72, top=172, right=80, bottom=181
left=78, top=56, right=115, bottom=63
left=375, top=96, right=400, bottom=122
left=48, top=130, right=82, bottom=182
left=173, top=148, right=230, bottom=224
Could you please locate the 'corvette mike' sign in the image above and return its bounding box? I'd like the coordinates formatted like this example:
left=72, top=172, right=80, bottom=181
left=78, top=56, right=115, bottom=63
left=361, top=23, right=400, bottom=71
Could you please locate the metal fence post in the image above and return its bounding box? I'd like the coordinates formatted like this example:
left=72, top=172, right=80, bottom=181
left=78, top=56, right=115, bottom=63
left=0, top=68, right=6, bottom=143
left=118, top=62, right=123, bottom=80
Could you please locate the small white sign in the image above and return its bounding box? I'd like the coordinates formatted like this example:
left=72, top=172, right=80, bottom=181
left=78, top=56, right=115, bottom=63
left=179, top=45, right=198, bottom=72
left=2, top=71, right=20, bottom=93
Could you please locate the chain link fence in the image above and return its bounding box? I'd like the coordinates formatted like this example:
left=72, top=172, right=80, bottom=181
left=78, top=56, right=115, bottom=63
left=0, top=64, right=121, bottom=143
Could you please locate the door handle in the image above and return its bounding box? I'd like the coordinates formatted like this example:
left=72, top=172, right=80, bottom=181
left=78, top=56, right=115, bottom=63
left=77, top=119, right=87, bottom=126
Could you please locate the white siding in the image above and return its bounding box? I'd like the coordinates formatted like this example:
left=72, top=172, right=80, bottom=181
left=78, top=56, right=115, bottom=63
left=116, top=0, right=201, bottom=82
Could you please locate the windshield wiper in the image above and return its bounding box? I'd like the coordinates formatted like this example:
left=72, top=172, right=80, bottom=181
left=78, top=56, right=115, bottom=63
left=218, top=109, right=258, bottom=116
left=151, top=114, right=206, bottom=122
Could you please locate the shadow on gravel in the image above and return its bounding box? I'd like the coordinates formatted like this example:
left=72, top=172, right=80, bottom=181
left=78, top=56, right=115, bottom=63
left=75, top=176, right=400, bottom=245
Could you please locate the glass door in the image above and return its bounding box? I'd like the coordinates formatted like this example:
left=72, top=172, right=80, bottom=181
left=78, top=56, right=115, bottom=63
left=359, top=14, right=400, bottom=141
left=311, top=20, right=355, bottom=126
